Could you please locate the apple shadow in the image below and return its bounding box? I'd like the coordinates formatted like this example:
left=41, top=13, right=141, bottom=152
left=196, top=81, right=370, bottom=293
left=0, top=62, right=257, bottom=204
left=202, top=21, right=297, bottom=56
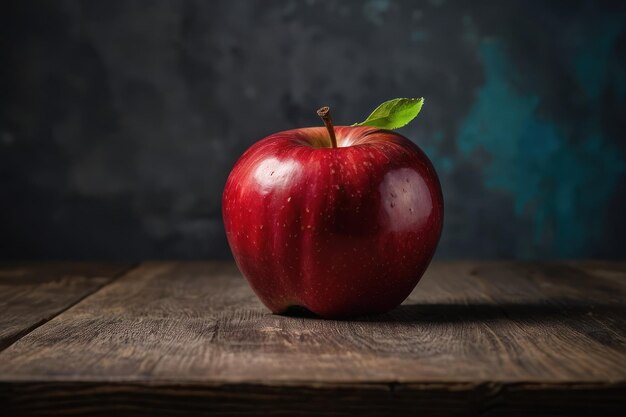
left=278, top=300, right=625, bottom=346
left=282, top=305, right=320, bottom=318
left=280, top=298, right=625, bottom=326
left=357, top=299, right=625, bottom=324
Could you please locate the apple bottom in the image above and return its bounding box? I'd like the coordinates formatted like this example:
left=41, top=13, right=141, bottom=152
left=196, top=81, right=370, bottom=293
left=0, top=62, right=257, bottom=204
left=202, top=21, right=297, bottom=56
left=233, top=240, right=433, bottom=319
left=242, top=265, right=428, bottom=319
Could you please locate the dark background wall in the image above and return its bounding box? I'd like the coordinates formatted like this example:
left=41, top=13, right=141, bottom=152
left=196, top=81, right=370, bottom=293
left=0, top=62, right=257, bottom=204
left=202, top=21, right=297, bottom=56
left=1, top=0, right=625, bottom=260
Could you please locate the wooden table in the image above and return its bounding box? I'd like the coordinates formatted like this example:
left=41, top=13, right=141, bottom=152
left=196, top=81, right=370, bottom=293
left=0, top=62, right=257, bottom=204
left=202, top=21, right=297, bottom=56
left=0, top=261, right=624, bottom=416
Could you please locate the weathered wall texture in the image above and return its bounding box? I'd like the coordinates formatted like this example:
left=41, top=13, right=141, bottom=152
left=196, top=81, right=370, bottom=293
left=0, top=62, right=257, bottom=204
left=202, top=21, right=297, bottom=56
left=1, top=0, right=625, bottom=259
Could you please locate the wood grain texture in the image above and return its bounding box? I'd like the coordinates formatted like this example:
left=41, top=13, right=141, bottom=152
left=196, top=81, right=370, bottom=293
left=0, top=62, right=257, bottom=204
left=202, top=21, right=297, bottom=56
left=0, top=262, right=132, bottom=351
left=0, top=261, right=624, bottom=416
left=1, top=381, right=624, bottom=417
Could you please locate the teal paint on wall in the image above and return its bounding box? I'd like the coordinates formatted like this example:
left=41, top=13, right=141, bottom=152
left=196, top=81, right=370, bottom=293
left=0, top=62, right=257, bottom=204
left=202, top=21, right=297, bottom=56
left=573, top=18, right=623, bottom=100
left=457, top=40, right=625, bottom=258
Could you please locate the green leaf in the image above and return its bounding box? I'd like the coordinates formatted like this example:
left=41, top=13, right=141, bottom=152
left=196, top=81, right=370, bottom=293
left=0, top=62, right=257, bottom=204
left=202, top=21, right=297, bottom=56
left=351, top=97, right=424, bottom=129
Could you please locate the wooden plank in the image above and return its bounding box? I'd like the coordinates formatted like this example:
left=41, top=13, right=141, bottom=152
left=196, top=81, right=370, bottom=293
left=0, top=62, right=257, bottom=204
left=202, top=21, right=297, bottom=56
left=443, top=262, right=626, bottom=381
left=0, top=262, right=133, bottom=351
left=1, top=381, right=624, bottom=417
left=0, top=261, right=624, bottom=416
left=564, top=260, right=626, bottom=287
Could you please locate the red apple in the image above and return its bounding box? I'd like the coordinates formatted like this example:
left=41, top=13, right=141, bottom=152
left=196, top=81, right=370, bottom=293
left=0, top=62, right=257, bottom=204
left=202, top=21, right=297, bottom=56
left=222, top=107, right=443, bottom=318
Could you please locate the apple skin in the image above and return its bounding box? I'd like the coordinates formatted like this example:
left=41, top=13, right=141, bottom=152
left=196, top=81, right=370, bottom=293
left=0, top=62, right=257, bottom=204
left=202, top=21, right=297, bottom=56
left=222, top=126, right=443, bottom=318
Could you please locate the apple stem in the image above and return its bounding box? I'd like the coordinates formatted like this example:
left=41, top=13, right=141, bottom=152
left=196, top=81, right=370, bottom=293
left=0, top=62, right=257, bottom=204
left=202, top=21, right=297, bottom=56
left=317, top=106, right=338, bottom=148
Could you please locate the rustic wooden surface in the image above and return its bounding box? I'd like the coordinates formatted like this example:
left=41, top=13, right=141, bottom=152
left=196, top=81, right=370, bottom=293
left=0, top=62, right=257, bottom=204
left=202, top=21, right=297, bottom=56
left=0, top=262, right=131, bottom=351
left=0, top=261, right=624, bottom=416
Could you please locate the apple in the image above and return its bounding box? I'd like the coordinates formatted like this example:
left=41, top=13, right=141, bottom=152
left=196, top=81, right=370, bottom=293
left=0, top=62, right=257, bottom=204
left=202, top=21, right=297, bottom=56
left=222, top=104, right=443, bottom=318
